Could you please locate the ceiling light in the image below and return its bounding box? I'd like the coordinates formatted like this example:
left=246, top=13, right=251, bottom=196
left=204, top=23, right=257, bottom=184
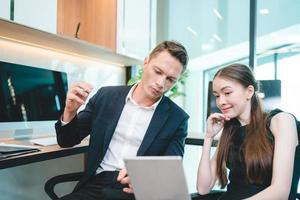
left=213, top=34, right=222, bottom=42
left=186, top=26, right=198, bottom=37
left=260, top=9, right=269, bottom=15
left=213, top=9, right=223, bottom=20
left=257, top=92, right=265, bottom=99
left=201, top=43, right=214, bottom=51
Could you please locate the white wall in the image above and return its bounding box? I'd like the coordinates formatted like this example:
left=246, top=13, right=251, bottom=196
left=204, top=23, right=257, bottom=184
left=14, top=0, right=57, bottom=33
left=0, top=37, right=125, bottom=199
left=0, top=0, right=10, bottom=20
left=183, top=145, right=218, bottom=194
left=184, top=69, right=205, bottom=137
left=0, top=0, right=57, bottom=33
left=117, top=0, right=156, bottom=60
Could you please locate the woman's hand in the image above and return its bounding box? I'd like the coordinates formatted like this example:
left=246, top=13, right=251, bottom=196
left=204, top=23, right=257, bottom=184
left=206, top=113, right=230, bottom=139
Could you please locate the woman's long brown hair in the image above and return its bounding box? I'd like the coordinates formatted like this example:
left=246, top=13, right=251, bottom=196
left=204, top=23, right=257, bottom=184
left=214, top=64, right=274, bottom=188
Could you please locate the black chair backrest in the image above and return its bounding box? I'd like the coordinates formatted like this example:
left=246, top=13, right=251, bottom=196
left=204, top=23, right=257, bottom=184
left=289, top=119, right=300, bottom=200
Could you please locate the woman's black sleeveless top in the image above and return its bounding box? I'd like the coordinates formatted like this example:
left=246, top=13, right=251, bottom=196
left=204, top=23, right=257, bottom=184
left=218, top=112, right=278, bottom=200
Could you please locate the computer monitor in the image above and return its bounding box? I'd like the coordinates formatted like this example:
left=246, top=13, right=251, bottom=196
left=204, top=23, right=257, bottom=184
left=206, top=81, right=220, bottom=119
left=206, top=80, right=281, bottom=118
left=0, top=60, right=68, bottom=138
left=257, top=80, right=281, bottom=111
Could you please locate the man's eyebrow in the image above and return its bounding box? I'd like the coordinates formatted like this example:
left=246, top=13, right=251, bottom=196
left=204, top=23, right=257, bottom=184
left=168, top=76, right=177, bottom=81
left=152, top=65, right=161, bottom=71
left=153, top=66, right=177, bottom=80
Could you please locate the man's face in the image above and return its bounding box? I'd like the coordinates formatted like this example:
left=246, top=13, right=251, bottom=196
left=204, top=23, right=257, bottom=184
left=140, top=50, right=183, bottom=101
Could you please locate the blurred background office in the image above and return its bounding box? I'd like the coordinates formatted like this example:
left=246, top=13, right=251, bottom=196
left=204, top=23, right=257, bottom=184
left=0, top=0, right=299, bottom=199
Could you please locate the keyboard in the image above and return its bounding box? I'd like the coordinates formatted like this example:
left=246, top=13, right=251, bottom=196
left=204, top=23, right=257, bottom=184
left=29, top=137, right=57, bottom=146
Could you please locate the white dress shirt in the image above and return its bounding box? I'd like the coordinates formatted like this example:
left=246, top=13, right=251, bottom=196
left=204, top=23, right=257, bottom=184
left=96, top=84, right=161, bottom=173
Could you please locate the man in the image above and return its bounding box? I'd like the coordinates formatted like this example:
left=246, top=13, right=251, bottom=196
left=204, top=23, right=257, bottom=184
left=56, top=40, right=189, bottom=200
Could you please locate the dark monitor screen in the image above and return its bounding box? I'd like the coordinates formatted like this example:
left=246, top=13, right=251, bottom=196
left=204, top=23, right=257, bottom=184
left=206, top=80, right=281, bottom=118
left=206, top=81, right=220, bottom=119
left=0, top=61, right=68, bottom=122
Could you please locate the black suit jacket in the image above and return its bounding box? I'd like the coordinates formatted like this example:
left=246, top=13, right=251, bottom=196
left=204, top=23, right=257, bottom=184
left=55, top=85, right=189, bottom=190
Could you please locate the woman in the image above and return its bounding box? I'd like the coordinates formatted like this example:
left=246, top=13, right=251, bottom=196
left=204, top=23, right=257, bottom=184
left=196, top=64, right=298, bottom=200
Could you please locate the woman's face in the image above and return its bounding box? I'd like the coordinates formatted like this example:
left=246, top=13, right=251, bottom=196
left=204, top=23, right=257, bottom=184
left=212, top=76, right=254, bottom=120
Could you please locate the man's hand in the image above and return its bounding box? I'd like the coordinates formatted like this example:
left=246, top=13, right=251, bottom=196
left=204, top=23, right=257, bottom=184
left=63, top=82, right=93, bottom=122
left=117, top=168, right=133, bottom=193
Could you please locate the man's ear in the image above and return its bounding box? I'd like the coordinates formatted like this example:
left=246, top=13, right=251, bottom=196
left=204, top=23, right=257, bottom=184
left=142, top=57, right=148, bottom=70
left=144, top=57, right=149, bottom=65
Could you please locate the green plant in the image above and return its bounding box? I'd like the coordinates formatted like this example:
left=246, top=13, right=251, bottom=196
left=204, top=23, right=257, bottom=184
left=127, top=67, right=189, bottom=99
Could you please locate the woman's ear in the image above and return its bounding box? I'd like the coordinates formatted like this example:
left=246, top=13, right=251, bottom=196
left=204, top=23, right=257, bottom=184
left=247, top=85, right=255, bottom=100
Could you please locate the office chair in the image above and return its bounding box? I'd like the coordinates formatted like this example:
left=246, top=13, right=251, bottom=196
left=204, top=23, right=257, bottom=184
left=290, top=131, right=300, bottom=200
left=44, top=172, right=84, bottom=199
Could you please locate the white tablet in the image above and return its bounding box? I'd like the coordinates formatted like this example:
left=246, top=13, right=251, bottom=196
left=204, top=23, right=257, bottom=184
left=124, top=156, right=191, bottom=200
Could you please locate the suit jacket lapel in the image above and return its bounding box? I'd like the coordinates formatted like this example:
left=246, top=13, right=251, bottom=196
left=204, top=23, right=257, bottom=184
left=137, top=96, right=170, bottom=155
left=101, top=87, right=130, bottom=156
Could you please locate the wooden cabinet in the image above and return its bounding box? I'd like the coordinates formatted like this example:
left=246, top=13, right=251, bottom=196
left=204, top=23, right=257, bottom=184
left=57, top=0, right=117, bottom=50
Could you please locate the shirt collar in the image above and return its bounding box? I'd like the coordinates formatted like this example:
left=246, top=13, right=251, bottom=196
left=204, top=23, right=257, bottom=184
left=126, top=83, right=162, bottom=110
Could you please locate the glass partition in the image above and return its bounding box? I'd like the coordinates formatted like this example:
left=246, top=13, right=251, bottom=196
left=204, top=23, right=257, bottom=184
left=157, top=0, right=250, bottom=136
